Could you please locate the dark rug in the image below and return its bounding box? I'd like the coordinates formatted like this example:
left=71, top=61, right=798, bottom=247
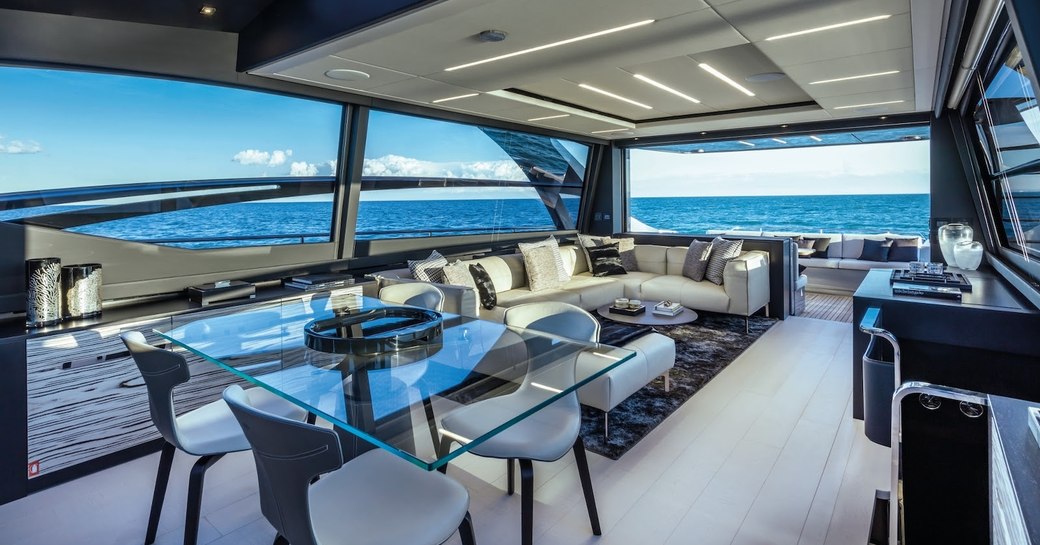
left=581, top=311, right=776, bottom=460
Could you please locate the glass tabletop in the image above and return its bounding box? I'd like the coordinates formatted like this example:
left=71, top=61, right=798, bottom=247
left=155, top=293, right=635, bottom=471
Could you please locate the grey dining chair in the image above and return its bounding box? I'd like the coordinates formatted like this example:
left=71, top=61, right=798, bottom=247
left=378, top=282, right=446, bottom=311
left=222, top=384, right=476, bottom=545
left=121, top=331, right=307, bottom=545
left=438, top=301, right=601, bottom=545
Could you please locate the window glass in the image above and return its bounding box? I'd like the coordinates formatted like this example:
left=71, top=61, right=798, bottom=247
left=358, top=110, right=588, bottom=239
left=627, top=127, right=930, bottom=237
left=974, top=44, right=1040, bottom=258
left=0, top=67, right=342, bottom=249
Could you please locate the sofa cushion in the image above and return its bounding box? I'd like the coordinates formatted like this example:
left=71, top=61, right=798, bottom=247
left=705, top=237, right=743, bottom=285
left=469, top=263, right=497, bottom=310
left=520, top=244, right=565, bottom=292
left=837, top=259, right=906, bottom=271
left=634, top=245, right=669, bottom=274
left=859, top=238, right=893, bottom=262
left=605, top=271, right=660, bottom=299
left=408, top=250, right=448, bottom=283
left=467, top=254, right=526, bottom=293
left=887, top=237, right=920, bottom=262
left=588, top=243, right=627, bottom=276
left=495, top=287, right=581, bottom=309
left=798, top=257, right=842, bottom=269
left=559, top=245, right=587, bottom=275
left=638, top=275, right=729, bottom=314
left=681, top=240, right=713, bottom=281
left=560, top=275, right=625, bottom=309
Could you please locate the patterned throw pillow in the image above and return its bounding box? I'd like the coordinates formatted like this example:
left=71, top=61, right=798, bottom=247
left=518, top=236, right=569, bottom=282
left=614, top=237, right=639, bottom=272
left=704, top=237, right=743, bottom=285
left=522, top=245, right=565, bottom=292
left=681, top=239, right=713, bottom=281
left=468, top=263, right=497, bottom=310
left=442, top=260, right=476, bottom=289
left=587, top=243, right=627, bottom=277
left=577, top=234, right=612, bottom=271
left=408, top=250, right=448, bottom=283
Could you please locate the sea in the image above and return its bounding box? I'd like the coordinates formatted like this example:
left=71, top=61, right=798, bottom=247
left=4, top=194, right=932, bottom=249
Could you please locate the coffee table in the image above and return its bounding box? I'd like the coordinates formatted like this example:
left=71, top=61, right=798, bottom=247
left=596, top=300, right=698, bottom=326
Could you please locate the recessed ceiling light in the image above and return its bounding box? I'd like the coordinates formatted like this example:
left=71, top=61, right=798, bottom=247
left=699, top=64, right=756, bottom=97
left=809, top=70, right=900, bottom=85
left=446, top=19, right=654, bottom=71
left=738, top=141, right=755, bottom=147
left=324, top=69, right=371, bottom=81
left=745, top=72, right=787, bottom=83
left=832, top=99, right=904, bottom=110
left=591, top=128, right=632, bottom=134
left=199, top=5, right=216, bottom=16
left=432, top=93, right=479, bottom=104
left=578, top=83, right=652, bottom=109
left=632, top=74, right=700, bottom=103
left=772, top=138, right=787, bottom=144
left=765, top=15, right=891, bottom=41
left=809, top=135, right=822, bottom=142
left=527, top=114, right=570, bottom=122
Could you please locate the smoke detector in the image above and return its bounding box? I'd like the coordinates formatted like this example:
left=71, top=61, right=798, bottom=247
left=477, top=30, right=508, bottom=42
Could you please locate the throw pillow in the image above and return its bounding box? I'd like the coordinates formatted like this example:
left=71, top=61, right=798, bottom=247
left=614, top=237, right=639, bottom=272
left=587, top=243, right=627, bottom=277
left=886, top=238, right=920, bottom=262
left=468, top=263, right=497, bottom=310
left=860, top=239, right=893, bottom=262
left=705, top=237, right=743, bottom=285
left=518, top=236, right=569, bottom=283
left=796, top=237, right=817, bottom=250
left=681, top=240, right=713, bottom=281
left=442, top=260, right=476, bottom=289
left=811, top=237, right=831, bottom=258
left=577, top=233, right=612, bottom=270
left=408, top=250, right=448, bottom=283
left=522, top=245, right=565, bottom=292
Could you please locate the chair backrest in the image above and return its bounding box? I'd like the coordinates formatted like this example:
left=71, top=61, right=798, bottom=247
left=378, top=282, right=446, bottom=312
left=503, top=301, right=600, bottom=343
left=223, top=385, right=343, bottom=545
left=121, top=331, right=192, bottom=450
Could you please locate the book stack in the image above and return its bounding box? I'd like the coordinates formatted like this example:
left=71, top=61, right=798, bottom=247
left=652, top=301, right=683, bottom=316
left=284, top=273, right=356, bottom=291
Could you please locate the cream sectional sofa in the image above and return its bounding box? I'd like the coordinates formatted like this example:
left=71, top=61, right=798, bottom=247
left=375, top=243, right=770, bottom=323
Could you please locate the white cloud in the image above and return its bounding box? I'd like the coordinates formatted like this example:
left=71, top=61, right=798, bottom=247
left=327, top=160, right=338, bottom=175
left=290, top=161, right=319, bottom=176
left=362, top=154, right=526, bottom=181
left=232, top=148, right=293, bottom=166
left=0, top=136, right=42, bottom=154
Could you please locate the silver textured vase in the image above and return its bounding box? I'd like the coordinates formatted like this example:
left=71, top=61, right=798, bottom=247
left=26, top=257, right=62, bottom=327
left=61, top=263, right=103, bottom=319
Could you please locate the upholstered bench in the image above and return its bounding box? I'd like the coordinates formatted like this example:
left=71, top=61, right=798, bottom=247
left=576, top=331, right=676, bottom=436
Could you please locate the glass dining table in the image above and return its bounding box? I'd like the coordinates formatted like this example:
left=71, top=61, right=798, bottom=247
left=155, top=291, right=635, bottom=471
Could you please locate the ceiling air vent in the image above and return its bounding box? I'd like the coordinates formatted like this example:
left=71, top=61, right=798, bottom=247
left=477, top=30, right=508, bottom=42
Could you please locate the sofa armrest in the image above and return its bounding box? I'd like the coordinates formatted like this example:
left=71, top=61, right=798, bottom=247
left=371, top=274, right=480, bottom=317
left=723, top=250, right=770, bottom=316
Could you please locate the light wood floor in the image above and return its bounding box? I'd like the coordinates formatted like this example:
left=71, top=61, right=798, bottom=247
left=803, top=292, right=855, bottom=323
left=0, top=317, right=889, bottom=545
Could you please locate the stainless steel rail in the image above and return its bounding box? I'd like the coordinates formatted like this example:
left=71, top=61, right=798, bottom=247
left=859, top=306, right=902, bottom=385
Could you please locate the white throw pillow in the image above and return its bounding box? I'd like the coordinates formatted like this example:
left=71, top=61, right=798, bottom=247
left=518, top=236, right=569, bottom=282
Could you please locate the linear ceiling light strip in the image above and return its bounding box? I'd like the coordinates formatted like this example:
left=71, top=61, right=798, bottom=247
left=765, top=15, right=891, bottom=41
left=578, top=84, right=653, bottom=109
left=809, top=70, right=900, bottom=84
left=633, top=74, right=701, bottom=103
left=698, top=64, right=756, bottom=96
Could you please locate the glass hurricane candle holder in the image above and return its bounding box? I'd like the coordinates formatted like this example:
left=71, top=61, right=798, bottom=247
left=953, top=241, right=984, bottom=271
left=25, top=257, right=62, bottom=327
left=938, top=223, right=973, bottom=267
left=61, top=263, right=103, bottom=319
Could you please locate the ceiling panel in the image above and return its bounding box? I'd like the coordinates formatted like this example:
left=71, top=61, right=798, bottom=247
left=782, top=48, right=914, bottom=98
left=711, top=0, right=909, bottom=43
left=518, top=79, right=662, bottom=121
left=754, top=12, right=913, bottom=67
left=814, top=86, right=915, bottom=112
left=686, top=44, right=813, bottom=105
left=273, top=56, right=416, bottom=91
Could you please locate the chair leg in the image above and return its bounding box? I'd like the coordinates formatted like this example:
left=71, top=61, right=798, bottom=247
left=436, top=436, right=453, bottom=474
left=507, top=458, right=516, bottom=495
left=145, top=441, right=177, bottom=545
left=421, top=395, right=440, bottom=454
left=519, top=459, right=534, bottom=545
left=572, top=438, right=601, bottom=536
left=458, top=511, right=477, bottom=545
left=745, top=316, right=750, bottom=334
left=663, top=371, right=671, bottom=392
left=603, top=412, right=609, bottom=441
left=183, top=453, right=224, bottom=545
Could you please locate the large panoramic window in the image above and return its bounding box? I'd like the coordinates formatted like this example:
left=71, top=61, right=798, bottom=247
left=626, top=126, right=931, bottom=237
left=0, top=67, right=343, bottom=249
left=358, top=110, right=589, bottom=239
left=973, top=42, right=1040, bottom=260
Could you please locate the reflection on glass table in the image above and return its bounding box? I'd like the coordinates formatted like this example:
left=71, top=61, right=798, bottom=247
left=155, top=294, right=635, bottom=471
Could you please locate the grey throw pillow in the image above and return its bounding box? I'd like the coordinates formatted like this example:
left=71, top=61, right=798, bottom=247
left=442, top=260, right=476, bottom=289
left=682, top=240, right=713, bottom=281
left=614, top=237, right=639, bottom=272
left=522, top=245, right=565, bottom=292
left=408, top=250, right=448, bottom=283
left=705, top=237, right=743, bottom=285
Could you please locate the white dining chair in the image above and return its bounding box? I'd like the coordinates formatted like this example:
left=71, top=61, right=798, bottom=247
left=438, top=301, right=601, bottom=545
left=121, top=331, right=307, bottom=545
left=222, top=384, right=476, bottom=545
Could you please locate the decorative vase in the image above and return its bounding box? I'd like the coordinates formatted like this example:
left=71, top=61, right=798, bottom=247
left=938, top=223, right=974, bottom=267
left=25, top=257, right=62, bottom=327
left=61, top=263, right=103, bottom=319
left=953, top=241, right=984, bottom=271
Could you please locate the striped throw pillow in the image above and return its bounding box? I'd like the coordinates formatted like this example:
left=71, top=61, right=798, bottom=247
left=704, top=237, right=743, bottom=285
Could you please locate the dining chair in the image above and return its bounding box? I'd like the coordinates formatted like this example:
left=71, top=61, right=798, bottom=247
left=121, top=331, right=308, bottom=545
left=222, top=384, right=476, bottom=545
left=378, top=282, right=446, bottom=311
left=439, top=301, right=601, bottom=545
